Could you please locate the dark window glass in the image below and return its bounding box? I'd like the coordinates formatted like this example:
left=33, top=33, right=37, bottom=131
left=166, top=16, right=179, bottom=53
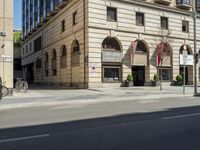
left=73, top=40, right=80, bottom=53
left=107, top=7, right=117, bottom=22
left=136, top=12, right=144, bottom=26
left=30, top=43, right=32, bottom=51
left=103, top=66, right=121, bottom=82
left=73, top=11, right=77, bottom=25
left=45, top=52, right=49, bottom=76
left=34, top=36, right=42, bottom=52
left=14, top=58, right=22, bottom=70
left=159, top=68, right=171, bottom=81
left=102, top=37, right=120, bottom=51
left=26, top=45, right=28, bottom=53
left=60, top=45, right=67, bottom=68
left=52, top=50, right=57, bottom=76
left=161, top=17, right=168, bottom=30
left=182, top=21, right=189, bottom=32
left=61, top=20, right=65, bottom=32
left=36, top=59, right=42, bottom=69
left=136, top=41, right=147, bottom=52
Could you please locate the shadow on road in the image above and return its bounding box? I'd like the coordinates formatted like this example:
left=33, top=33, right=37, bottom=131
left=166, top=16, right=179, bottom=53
left=1, top=105, right=200, bottom=150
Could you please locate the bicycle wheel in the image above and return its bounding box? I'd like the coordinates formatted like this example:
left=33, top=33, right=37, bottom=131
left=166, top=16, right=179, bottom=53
left=2, top=86, right=8, bottom=97
left=20, top=81, right=28, bottom=93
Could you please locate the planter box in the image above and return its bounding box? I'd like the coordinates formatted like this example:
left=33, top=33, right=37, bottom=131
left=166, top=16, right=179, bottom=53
left=175, top=81, right=183, bottom=86
left=125, top=81, right=133, bottom=87
left=152, top=81, right=160, bottom=86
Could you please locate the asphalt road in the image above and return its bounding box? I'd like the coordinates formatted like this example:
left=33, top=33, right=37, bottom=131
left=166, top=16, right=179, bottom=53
left=0, top=97, right=200, bottom=150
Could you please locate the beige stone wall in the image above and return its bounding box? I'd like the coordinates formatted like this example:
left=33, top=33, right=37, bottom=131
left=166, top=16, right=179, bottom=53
left=22, top=0, right=88, bottom=88
left=21, top=0, right=200, bottom=88
left=87, top=0, right=200, bottom=87
left=0, top=0, right=13, bottom=89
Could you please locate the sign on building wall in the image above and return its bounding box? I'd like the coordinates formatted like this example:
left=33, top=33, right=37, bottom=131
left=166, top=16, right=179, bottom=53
left=102, top=51, right=123, bottom=63
left=180, top=54, right=194, bottom=65
left=1, top=54, right=12, bottom=62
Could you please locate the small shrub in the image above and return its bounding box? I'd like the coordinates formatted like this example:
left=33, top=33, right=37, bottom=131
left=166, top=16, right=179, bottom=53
left=153, top=74, right=159, bottom=81
left=176, top=75, right=183, bottom=82
left=127, top=74, right=133, bottom=82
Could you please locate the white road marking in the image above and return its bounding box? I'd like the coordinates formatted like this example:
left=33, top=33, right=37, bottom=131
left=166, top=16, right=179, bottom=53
left=0, top=134, right=50, bottom=143
left=162, top=112, right=200, bottom=120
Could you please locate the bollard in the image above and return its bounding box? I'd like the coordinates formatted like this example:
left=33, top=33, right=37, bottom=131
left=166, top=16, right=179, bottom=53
left=0, top=77, right=2, bottom=100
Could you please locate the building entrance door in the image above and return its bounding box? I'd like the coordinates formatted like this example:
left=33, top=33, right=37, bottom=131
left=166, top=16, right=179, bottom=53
left=132, top=66, right=145, bottom=86
left=180, top=66, right=188, bottom=85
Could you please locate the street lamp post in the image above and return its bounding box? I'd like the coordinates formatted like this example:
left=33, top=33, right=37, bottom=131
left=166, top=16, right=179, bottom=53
left=193, top=0, right=198, bottom=95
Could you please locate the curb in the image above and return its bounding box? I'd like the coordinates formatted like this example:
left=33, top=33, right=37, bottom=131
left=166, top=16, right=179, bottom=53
left=0, top=94, right=193, bottom=110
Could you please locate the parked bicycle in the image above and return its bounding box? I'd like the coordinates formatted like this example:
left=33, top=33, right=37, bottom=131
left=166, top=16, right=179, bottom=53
left=1, top=86, right=8, bottom=98
left=0, top=77, right=9, bottom=100
left=15, top=78, right=28, bottom=93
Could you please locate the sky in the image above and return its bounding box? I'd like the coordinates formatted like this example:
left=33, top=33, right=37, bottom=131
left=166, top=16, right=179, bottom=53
left=14, top=0, right=22, bottom=30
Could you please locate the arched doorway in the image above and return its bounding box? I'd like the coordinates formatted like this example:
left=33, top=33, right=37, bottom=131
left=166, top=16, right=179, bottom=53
left=157, top=42, right=172, bottom=82
left=179, top=44, right=193, bottom=85
left=101, top=36, right=122, bottom=83
left=60, top=45, right=67, bottom=68
left=52, top=49, right=57, bottom=76
left=132, top=40, right=149, bottom=86
left=44, top=52, right=49, bottom=76
left=71, top=40, right=80, bottom=86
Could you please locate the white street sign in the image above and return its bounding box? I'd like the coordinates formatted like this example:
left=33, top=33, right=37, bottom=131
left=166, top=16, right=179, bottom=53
left=180, top=54, right=194, bottom=65
left=1, top=54, right=12, bottom=62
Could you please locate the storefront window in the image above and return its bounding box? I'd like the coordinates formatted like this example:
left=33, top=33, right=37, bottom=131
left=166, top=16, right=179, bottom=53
left=159, top=68, right=171, bottom=81
left=103, top=66, right=121, bottom=82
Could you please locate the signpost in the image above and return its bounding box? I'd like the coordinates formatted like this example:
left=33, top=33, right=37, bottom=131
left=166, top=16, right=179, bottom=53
left=182, top=46, right=188, bottom=95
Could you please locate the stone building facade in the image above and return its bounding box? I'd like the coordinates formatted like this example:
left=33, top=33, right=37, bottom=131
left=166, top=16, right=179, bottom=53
left=22, top=0, right=200, bottom=88
left=0, top=0, right=13, bottom=92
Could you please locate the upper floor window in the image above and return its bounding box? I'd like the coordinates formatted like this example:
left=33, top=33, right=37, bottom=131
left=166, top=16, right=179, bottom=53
left=73, top=11, right=77, bottom=25
left=182, top=21, right=189, bottom=32
left=161, top=17, right=168, bottom=30
left=136, top=12, right=144, bottom=26
left=34, top=36, right=42, bottom=52
left=107, top=7, right=117, bottom=22
left=61, top=20, right=65, bottom=32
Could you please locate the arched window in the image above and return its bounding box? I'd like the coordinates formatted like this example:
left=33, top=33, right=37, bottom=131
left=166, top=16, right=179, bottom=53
left=72, top=40, right=80, bottom=53
left=71, top=40, right=80, bottom=66
left=102, top=37, right=121, bottom=51
left=44, top=52, right=49, bottom=76
left=179, top=45, right=192, bottom=55
left=101, top=37, right=122, bottom=83
left=136, top=40, right=148, bottom=52
left=60, top=45, right=67, bottom=68
left=52, top=49, right=57, bottom=76
left=163, top=43, right=172, bottom=55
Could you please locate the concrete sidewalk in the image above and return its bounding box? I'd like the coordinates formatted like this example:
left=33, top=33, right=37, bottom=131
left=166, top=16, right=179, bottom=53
left=0, top=86, right=198, bottom=110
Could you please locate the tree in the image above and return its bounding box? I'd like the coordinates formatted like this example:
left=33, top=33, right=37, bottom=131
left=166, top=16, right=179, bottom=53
left=13, top=31, right=22, bottom=47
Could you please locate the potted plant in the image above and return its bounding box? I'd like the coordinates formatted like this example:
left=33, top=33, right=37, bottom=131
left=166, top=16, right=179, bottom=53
left=175, top=75, right=183, bottom=86
left=152, top=74, right=160, bottom=86
left=125, top=74, right=134, bottom=87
